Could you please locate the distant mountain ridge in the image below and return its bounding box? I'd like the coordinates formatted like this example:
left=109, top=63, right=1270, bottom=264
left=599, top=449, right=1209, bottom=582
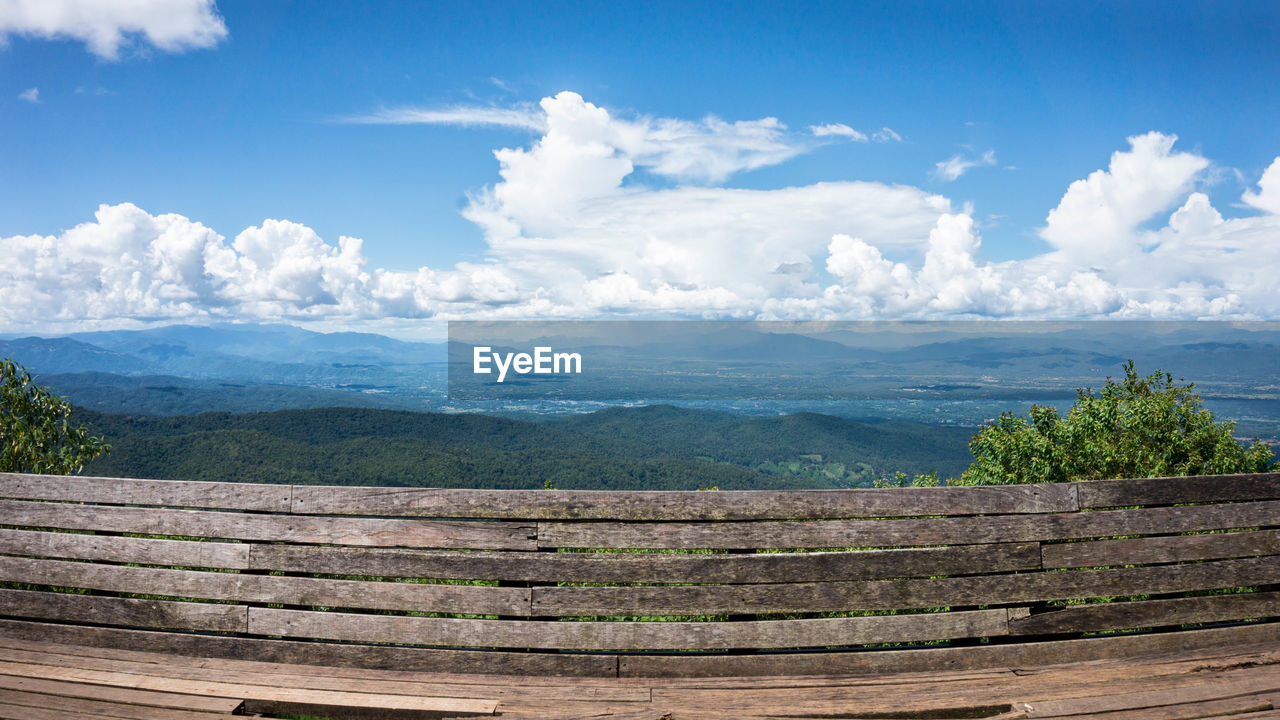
left=0, top=325, right=447, bottom=413
left=3, top=322, right=1277, bottom=434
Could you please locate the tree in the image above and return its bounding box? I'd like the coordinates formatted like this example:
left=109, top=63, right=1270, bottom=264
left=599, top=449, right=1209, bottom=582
left=1, top=358, right=108, bottom=474
left=960, top=361, right=1274, bottom=485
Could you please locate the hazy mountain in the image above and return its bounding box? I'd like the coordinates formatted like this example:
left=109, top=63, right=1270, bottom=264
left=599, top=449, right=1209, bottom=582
left=0, top=337, right=153, bottom=375
left=2, top=322, right=1274, bottom=434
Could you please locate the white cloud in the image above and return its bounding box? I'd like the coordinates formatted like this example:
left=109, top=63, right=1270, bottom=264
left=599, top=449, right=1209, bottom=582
left=872, top=127, right=902, bottom=143
left=1041, top=132, right=1208, bottom=265
left=352, top=92, right=806, bottom=185
left=821, top=214, right=1123, bottom=318
left=17, top=86, right=37, bottom=103
left=933, top=149, right=996, bottom=182
left=2, top=95, right=1278, bottom=330
left=525, top=91, right=806, bottom=184
left=1242, top=157, right=1280, bottom=215
left=342, top=105, right=548, bottom=132
left=0, top=0, right=226, bottom=60
left=810, top=123, right=868, bottom=141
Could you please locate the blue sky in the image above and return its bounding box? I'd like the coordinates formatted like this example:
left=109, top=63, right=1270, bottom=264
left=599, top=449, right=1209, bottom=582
left=3, top=1, right=1279, bottom=336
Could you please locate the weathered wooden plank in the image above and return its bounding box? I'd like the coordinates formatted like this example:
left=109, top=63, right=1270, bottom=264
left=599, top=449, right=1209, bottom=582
left=0, top=645, right=650, bottom=705
left=0, top=500, right=537, bottom=550
left=618, top=621, right=1280, bottom=677
left=0, top=695, right=230, bottom=720
left=0, top=619, right=617, bottom=678
left=0, top=472, right=291, bottom=512
left=1017, top=671, right=1280, bottom=717
left=0, top=556, right=529, bottom=616
left=247, top=606, right=1010, bottom=651
left=0, top=635, right=631, bottom=690
left=0, top=661, right=500, bottom=715
left=250, top=542, right=1041, bottom=585
left=0, top=589, right=246, bottom=633
left=1008, top=591, right=1280, bottom=636
left=246, top=699, right=500, bottom=720
left=636, top=642, right=1279, bottom=690
left=3, top=617, right=1276, bottom=679
left=0, top=528, right=250, bottom=570
left=1078, top=473, right=1280, bottom=509
left=1025, top=696, right=1275, bottom=720
left=538, top=500, right=1280, bottom=549
left=648, top=662, right=1280, bottom=717
left=1043, top=529, right=1280, bottom=569
left=291, top=484, right=1078, bottom=520
left=0, top=675, right=244, bottom=713
left=531, top=556, right=1280, bottom=616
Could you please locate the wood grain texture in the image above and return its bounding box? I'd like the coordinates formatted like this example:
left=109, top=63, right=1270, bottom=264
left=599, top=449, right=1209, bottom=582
left=1042, top=529, right=1280, bottom=569
left=1, top=617, right=1276, bottom=680
left=1015, top=670, right=1280, bottom=718
left=0, top=644, right=650, bottom=704
left=0, top=674, right=245, bottom=713
left=531, top=556, right=1280, bottom=617
left=0, top=619, right=617, bottom=677
left=4, top=471, right=1279, bottom=681
left=538, top=500, right=1280, bottom=549
left=617, top=622, right=1280, bottom=677
left=0, top=556, right=529, bottom=616
left=0, top=589, right=246, bottom=633
left=0, top=472, right=290, bottom=511
left=290, top=483, right=1077, bottom=520
left=0, top=499, right=537, bottom=550
left=0, top=690, right=237, bottom=720
left=1077, top=473, right=1280, bottom=509
left=1023, top=695, right=1275, bottom=720
left=247, top=606, right=1010, bottom=650
left=0, top=528, right=250, bottom=570
left=250, top=542, right=1041, bottom=584
left=0, top=660, right=500, bottom=715
left=1008, top=591, right=1280, bottom=636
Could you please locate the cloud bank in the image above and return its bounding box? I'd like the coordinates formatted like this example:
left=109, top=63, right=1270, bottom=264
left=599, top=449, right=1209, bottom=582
left=3, top=92, right=1279, bottom=332
left=0, top=0, right=226, bottom=59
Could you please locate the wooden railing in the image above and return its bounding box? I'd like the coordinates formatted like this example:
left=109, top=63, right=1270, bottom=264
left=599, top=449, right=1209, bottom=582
left=0, top=472, right=1277, bottom=677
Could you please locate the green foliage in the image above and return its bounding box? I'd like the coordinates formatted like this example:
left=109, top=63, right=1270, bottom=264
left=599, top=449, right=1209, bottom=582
left=77, top=405, right=970, bottom=490
left=874, top=470, right=942, bottom=488
left=960, top=361, right=1274, bottom=485
left=1, top=358, right=108, bottom=474
left=548, top=405, right=973, bottom=486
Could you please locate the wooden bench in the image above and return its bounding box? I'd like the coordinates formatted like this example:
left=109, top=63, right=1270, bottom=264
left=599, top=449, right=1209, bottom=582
left=1, top=471, right=1278, bottom=718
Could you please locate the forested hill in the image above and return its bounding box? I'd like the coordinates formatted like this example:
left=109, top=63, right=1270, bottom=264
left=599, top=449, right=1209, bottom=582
left=78, top=405, right=975, bottom=490
left=548, top=405, right=973, bottom=476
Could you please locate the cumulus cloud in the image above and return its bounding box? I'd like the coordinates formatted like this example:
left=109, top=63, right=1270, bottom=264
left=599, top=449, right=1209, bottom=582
left=351, top=92, right=807, bottom=185
left=1041, top=132, right=1209, bottom=265
left=822, top=214, right=1122, bottom=318
left=810, top=123, right=868, bottom=141
left=2, top=94, right=1278, bottom=330
left=17, top=86, right=36, bottom=102
left=0, top=0, right=226, bottom=60
left=1242, top=158, right=1280, bottom=215
left=933, top=149, right=996, bottom=182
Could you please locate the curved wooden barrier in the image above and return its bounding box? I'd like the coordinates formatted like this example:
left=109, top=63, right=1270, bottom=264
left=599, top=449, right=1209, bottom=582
left=0, top=471, right=1277, bottom=680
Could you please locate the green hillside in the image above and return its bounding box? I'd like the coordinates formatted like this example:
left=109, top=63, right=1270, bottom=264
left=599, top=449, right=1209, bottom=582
left=78, top=405, right=975, bottom=490
left=547, top=405, right=974, bottom=485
